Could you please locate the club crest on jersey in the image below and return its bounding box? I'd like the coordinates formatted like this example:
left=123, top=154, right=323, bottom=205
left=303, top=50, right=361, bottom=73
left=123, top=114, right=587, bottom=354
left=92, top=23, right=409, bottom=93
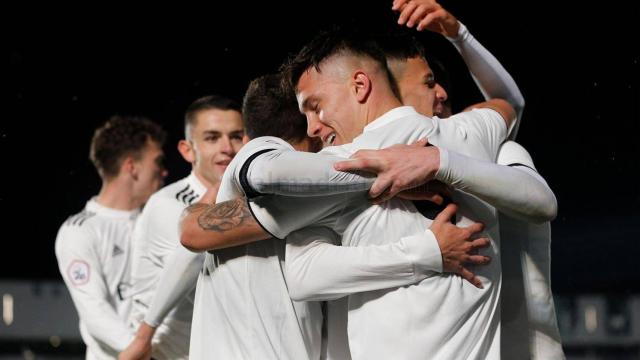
left=67, top=260, right=90, bottom=286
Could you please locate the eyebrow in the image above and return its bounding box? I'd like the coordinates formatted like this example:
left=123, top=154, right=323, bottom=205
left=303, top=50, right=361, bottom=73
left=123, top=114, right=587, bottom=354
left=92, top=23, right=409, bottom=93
left=202, top=130, right=244, bottom=136
left=299, top=95, right=317, bottom=113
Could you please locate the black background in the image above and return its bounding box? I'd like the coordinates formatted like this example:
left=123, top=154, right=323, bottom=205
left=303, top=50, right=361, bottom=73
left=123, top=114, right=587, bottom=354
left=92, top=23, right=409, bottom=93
left=4, top=1, right=639, bottom=295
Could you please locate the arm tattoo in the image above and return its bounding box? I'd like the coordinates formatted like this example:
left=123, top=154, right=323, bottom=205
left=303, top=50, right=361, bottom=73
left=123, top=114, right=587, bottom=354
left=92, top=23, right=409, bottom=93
left=196, top=198, right=253, bottom=232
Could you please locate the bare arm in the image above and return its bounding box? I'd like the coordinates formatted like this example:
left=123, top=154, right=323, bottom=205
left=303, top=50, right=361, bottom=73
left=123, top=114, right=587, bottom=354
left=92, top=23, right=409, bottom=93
left=180, top=198, right=269, bottom=252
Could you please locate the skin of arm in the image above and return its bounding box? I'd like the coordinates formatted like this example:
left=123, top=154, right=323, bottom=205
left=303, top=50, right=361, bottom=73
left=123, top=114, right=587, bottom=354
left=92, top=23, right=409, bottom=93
left=118, top=323, right=153, bottom=360
left=180, top=198, right=268, bottom=252
left=180, top=195, right=491, bottom=286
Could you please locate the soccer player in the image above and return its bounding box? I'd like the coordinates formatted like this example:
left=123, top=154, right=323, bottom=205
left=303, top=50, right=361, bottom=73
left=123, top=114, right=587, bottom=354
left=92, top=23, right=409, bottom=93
left=389, top=1, right=564, bottom=357
left=121, top=96, right=243, bottom=360
left=186, top=27, right=517, bottom=358
left=185, top=73, right=489, bottom=359
left=55, top=115, right=166, bottom=360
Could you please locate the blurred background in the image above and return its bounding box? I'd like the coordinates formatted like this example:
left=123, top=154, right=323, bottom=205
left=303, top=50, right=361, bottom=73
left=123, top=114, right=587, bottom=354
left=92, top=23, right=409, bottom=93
left=3, top=1, right=639, bottom=359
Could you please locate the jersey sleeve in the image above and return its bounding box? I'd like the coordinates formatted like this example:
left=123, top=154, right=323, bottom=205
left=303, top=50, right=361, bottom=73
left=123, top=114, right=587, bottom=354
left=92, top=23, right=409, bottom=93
left=130, top=195, right=184, bottom=309
left=55, top=224, right=132, bottom=351
left=248, top=191, right=366, bottom=239
left=284, top=226, right=442, bottom=301
left=143, top=246, right=203, bottom=327
left=445, top=108, right=508, bottom=160
left=436, top=141, right=557, bottom=223
left=447, top=22, right=525, bottom=138
left=497, top=140, right=536, bottom=170
left=243, top=149, right=375, bottom=197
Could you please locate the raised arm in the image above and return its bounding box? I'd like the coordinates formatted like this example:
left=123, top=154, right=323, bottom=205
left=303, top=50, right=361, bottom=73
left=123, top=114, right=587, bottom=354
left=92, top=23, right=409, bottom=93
left=393, top=0, right=525, bottom=131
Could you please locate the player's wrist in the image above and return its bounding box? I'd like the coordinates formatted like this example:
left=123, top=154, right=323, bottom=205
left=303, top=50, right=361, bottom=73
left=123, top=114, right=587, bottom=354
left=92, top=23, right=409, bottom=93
left=137, top=322, right=157, bottom=341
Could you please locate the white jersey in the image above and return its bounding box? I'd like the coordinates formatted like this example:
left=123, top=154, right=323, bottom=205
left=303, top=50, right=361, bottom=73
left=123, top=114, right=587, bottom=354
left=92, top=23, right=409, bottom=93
left=55, top=198, right=138, bottom=360
left=498, top=141, right=565, bottom=359
left=129, top=173, right=206, bottom=360
left=251, top=107, right=508, bottom=359
left=189, top=137, right=324, bottom=360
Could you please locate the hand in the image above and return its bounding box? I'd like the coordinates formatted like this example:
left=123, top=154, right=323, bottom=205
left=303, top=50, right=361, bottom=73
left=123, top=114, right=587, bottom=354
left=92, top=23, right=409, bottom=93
left=334, top=138, right=439, bottom=203
left=392, top=0, right=460, bottom=35
left=429, top=203, right=490, bottom=289
left=119, top=323, right=155, bottom=360
left=396, top=180, right=452, bottom=204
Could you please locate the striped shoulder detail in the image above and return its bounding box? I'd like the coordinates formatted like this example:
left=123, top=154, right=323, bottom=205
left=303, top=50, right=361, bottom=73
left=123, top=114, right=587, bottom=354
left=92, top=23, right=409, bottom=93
left=174, top=183, right=201, bottom=206
left=507, top=162, right=538, bottom=173
left=186, top=192, right=200, bottom=205
left=175, top=184, right=191, bottom=202
left=64, top=210, right=97, bottom=227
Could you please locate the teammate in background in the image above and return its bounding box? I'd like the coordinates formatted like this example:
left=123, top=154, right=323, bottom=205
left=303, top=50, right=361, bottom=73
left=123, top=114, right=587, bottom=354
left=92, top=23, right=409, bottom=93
left=55, top=115, right=166, bottom=360
left=120, top=96, right=243, bottom=360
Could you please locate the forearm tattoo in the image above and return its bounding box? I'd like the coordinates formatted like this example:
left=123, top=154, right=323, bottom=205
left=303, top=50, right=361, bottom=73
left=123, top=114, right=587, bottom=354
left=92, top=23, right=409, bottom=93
left=194, top=198, right=253, bottom=232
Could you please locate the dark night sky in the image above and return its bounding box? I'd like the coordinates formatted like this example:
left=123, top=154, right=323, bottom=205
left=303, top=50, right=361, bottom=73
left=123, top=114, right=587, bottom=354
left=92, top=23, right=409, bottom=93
left=3, top=2, right=639, bottom=294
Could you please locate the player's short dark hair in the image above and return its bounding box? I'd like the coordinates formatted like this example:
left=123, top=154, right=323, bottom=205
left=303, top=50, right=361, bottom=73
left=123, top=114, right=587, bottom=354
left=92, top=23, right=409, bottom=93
left=242, top=73, right=308, bottom=143
left=283, top=26, right=399, bottom=98
left=376, top=27, right=426, bottom=62
left=184, top=95, right=241, bottom=137
left=90, top=115, right=166, bottom=179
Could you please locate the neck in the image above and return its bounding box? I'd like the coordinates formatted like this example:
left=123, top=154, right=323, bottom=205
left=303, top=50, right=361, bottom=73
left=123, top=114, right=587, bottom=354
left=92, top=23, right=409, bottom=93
left=193, top=171, right=220, bottom=191
left=96, top=178, right=140, bottom=211
left=363, top=93, right=404, bottom=127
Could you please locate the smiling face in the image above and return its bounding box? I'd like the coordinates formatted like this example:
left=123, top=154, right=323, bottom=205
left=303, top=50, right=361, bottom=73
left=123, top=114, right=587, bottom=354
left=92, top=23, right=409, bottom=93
left=296, top=55, right=378, bottom=147
left=183, top=108, right=244, bottom=187
left=388, top=56, right=449, bottom=117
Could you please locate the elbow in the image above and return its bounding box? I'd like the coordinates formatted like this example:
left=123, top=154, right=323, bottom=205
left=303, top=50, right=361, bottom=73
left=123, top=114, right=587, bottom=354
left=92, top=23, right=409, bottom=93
left=513, top=95, right=525, bottom=114
left=542, top=193, right=558, bottom=222
left=287, top=283, right=316, bottom=302
left=180, top=227, right=206, bottom=253
left=529, top=193, right=558, bottom=224
left=284, top=265, right=317, bottom=301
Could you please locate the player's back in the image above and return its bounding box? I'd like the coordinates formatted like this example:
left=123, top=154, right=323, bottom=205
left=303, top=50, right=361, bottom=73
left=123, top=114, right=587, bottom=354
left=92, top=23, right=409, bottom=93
left=190, top=137, right=322, bottom=360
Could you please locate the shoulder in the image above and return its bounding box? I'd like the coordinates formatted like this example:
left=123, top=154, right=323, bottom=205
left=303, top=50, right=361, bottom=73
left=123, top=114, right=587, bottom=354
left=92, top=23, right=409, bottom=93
left=149, top=177, right=197, bottom=209
left=497, top=140, right=536, bottom=170
left=234, top=136, right=293, bottom=164
left=443, top=108, right=505, bottom=129
left=56, top=210, right=99, bottom=253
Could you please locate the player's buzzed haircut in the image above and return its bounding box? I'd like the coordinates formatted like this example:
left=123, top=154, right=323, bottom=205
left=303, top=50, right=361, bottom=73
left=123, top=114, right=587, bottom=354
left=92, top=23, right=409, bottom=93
left=283, top=25, right=400, bottom=99
left=184, top=95, right=242, bottom=139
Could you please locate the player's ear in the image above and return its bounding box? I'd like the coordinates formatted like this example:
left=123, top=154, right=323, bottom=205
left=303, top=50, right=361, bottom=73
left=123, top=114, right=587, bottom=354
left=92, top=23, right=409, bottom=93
left=121, top=156, right=137, bottom=180
left=178, top=139, right=195, bottom=163
left=353, top=71, right=372, bottom=103
left=242, top=134, right=250, bottom=145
